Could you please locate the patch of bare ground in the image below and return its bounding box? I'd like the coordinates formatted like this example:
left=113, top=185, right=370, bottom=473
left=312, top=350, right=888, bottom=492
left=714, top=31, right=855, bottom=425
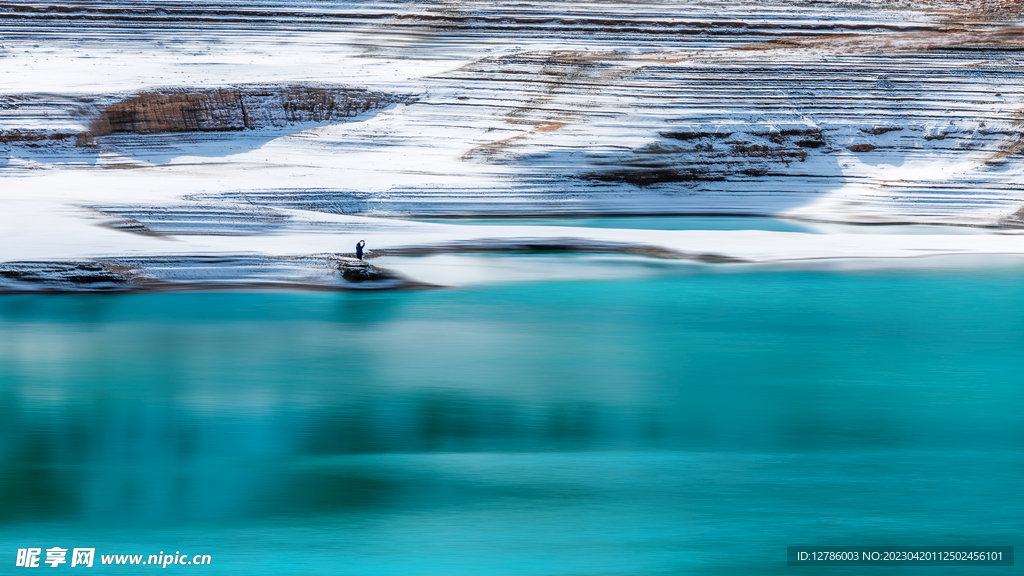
left=849, top=144, right=878, bottom=152
left=0, top=261, right=134, bottom=290
left=89, top=85, right=413, bottom=136
left=2, top=85, right=414, bottom=153
left=863, top=127, right=904, bottom=136
left=734, top=27, right=1024, bottom=54
left=985, top=109, right=1024, bottom=165
left=1001, top=205, right=1024, bottom=227
left=454, top=51, right=624, bottom=162
left=583, top=128, right=824, bottom=186
left=0, top=129, right=90, bottom=147
left=732, top=144, right=808, bottom=162
left=584, top=166, right=725, bottom=186
left=773, top=0, right=1024, bottom=21
left=904, top=0, right=1024, bottom=20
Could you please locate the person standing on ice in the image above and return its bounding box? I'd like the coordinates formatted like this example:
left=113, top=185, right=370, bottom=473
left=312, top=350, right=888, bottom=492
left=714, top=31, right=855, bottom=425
left=356, top=240, right=366, bottom=260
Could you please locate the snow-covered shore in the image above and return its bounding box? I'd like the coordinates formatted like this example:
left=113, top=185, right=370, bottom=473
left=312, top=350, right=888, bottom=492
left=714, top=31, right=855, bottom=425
left=5, top=216, right=1024, bottom=291
left=2, top=0, right=1023, bottom=290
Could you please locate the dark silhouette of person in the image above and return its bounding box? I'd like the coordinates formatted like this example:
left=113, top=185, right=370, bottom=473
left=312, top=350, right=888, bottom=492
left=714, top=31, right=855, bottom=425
left=356, top=240, right=365, bottom=260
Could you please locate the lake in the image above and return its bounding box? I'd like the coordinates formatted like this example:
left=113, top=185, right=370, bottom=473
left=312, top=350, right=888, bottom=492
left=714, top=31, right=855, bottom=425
left=0, top=268, right=1021, bottom=574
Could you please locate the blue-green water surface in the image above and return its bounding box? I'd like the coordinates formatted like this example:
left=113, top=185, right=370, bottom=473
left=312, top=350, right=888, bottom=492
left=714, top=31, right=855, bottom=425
left=0, top=270, right=1022, bottom=574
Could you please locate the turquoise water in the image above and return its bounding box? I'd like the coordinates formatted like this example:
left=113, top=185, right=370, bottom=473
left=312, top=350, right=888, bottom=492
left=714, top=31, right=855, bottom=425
left=1, top=270, right=1022, bottom=574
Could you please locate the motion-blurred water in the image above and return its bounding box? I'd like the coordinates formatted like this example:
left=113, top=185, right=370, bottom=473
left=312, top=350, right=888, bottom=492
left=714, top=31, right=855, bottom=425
left=0, top=269, right=1021, bottom=574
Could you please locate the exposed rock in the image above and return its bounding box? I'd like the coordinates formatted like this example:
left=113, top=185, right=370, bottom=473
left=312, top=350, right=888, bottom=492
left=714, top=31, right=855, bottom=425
left=337, top=258, right=401, bottom=283
left=0, top=261, right=133, bottom=291
left=89, top=85, right=415, bottom=136
left=848, top=144, right=877, bottom=152
left=0, top=129, right=80, bottom=144
left=863, top=127, right=904, bottom=136
left=0, top=255, right=417, bottom=293
left=584, top=166, right=724, bottom=187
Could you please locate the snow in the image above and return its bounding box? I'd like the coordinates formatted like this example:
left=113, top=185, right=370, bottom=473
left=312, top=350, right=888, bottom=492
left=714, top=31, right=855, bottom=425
left=2, top=0, right=1024, bottom=289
